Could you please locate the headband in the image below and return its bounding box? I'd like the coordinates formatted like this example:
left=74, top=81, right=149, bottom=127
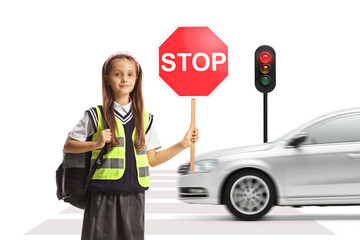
left=104, top=51, right=140, bottom=74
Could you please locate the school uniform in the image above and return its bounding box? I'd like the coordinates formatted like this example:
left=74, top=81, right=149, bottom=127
left=69, top=101, right=161, bottom=240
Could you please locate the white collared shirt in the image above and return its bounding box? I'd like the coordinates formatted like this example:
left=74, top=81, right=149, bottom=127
left=114, top=101, right=131, bottom=116
left=69, top=102, right=161, bottom=151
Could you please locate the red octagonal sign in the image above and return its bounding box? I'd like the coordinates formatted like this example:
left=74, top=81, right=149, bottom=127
left=159, top=26, right=228, bottom=97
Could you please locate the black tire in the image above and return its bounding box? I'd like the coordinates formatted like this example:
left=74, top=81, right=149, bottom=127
left=224, top=170, right=275, bottom=221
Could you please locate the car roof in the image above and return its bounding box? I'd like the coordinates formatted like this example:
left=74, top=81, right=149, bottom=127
left=276, top=107, right=360, bottom=142
left=317, top=107, right=360, bottom=120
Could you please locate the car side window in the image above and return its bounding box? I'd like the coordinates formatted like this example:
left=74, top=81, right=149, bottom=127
left=302, top=114, right=360, bottom=145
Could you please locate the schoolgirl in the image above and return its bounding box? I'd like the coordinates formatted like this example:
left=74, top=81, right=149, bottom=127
left=63, top=52, right=199, bottom=240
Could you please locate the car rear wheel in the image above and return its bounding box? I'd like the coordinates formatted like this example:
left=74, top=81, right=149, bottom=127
left=224, top=170, right=275, bottom=221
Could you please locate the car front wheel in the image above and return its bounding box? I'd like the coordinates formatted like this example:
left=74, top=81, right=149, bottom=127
left=224, top=170, right=275, bottom=221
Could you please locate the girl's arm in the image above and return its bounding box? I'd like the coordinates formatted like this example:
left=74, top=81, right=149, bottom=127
left=147, top=125, right=199, bottom=167
left=63, top=129, right=112, bottom=154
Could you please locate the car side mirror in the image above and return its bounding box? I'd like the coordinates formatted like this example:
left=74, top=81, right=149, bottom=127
left=287, top=133, right=308, bottom=148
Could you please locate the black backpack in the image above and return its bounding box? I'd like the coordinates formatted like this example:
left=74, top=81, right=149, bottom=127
left=56, top=107, right=109, bottom=209
left=56, top=142, right=109, bottom=209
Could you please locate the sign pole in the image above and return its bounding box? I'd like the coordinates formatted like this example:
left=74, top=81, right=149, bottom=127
left=190, top=98, right=196, bottom=173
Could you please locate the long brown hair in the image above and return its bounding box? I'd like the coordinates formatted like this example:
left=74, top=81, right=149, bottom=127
left=101, top=54, right=145, bottom=151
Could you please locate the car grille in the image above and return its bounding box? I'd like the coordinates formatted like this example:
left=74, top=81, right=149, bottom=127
left=178, top=187, right=208, bottom=198
left=177, top=163, right=190, bottom=175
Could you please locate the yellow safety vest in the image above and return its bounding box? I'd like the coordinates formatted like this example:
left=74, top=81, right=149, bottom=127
left=90, top=106, right=150, bottom=187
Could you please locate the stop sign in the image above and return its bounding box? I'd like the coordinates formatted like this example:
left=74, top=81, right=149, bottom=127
left=159, top=27, right=228, bottom=96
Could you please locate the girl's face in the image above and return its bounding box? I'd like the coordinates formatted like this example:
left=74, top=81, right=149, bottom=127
left=107, top=58, right=137, bottom=101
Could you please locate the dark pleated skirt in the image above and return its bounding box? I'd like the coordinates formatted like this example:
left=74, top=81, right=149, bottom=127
left=81, top=191, right=145, bottom=240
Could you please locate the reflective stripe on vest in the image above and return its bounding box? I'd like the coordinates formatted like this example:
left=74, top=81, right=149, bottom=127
left=90, top=106, right=150, bottom=187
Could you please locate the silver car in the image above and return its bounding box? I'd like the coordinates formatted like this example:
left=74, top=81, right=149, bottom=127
left=177, top=107, right=360, bottom=220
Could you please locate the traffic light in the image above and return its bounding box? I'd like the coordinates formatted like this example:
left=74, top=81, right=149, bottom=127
left=255, top=45, right=276, bottom=93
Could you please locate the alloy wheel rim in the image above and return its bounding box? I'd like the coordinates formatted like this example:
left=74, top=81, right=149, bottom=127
left=230, top=175, right=270, bottom=215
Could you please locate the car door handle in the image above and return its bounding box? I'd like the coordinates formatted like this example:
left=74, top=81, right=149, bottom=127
left=347, top=153, right=360, bottom=159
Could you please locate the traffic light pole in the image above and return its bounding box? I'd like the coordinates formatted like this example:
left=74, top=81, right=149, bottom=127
left=263, top=93, right=268, bottom=143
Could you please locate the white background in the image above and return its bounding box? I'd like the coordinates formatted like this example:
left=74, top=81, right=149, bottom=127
left=1, top=0, right=360, bottom=239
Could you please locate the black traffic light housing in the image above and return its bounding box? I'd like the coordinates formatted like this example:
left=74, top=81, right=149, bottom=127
left=255, top=45, right=276, bottom=93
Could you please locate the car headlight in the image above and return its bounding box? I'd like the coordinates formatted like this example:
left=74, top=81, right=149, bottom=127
left=177, top=159, right=218, bottom=174
left=192, top=159, right=218, bottom=173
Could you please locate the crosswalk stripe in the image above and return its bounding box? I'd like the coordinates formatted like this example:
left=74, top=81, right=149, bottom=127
left=150, top=176, right=177, bottom=180
left=149, top=182, right=176, bottom=187
left=150, top=170, right=177, bottom=174
left=26, top=209, right=335, bottom=236
left=146, top=190, right=177, bottom=199
left=60, top=203, right=228, bottom=215
left=150, top=173, right=178, bottom=176
left=151, top=180, right=175, bottom=182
